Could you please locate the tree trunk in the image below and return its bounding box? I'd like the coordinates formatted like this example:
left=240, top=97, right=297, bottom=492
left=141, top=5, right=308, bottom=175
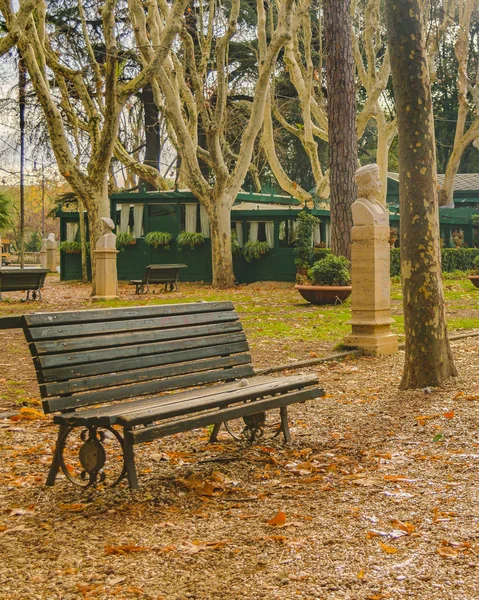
left=140, top=84, right=160, bottom=192
left=88, top=178, right=111, bottom=296
left=207, top=196, right=235, bottom=289
left=323, top=0, right=357, bottom=260
left=385, top=0, right=457, bottom=389
left=78, top=198, right=88, bottom=284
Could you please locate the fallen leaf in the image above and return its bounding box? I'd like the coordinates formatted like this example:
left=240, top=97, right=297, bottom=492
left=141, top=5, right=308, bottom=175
left=268, top=511, right=286, bottom=526
left=105, top=544, right=150, bottom=556
left=391, top=519, right=415, bottom=534
left=443, top=410, right=455, bottom=419
left=357, top=568, right=366, bottom=579
left=378, top=541, right=398, bottom=554
left=437, top=545, right=459, bottom=559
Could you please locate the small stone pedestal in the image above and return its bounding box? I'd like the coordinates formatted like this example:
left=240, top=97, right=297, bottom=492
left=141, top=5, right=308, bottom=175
left=343, top=164, right=398, bottom=355
left=93, top=248, right=118, bottom=300
left=40, top=239, right=47, bottom=269
left=45, top=234, right=58, bottom=272
left=92, top=217, right=119, bottom=301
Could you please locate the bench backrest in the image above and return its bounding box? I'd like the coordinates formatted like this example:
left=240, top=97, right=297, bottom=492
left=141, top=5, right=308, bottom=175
left=0, top=269, right=48, bottom=292
left=21, top=301, right=254, bottom=415
left=145, top=264, right=186, bottom=284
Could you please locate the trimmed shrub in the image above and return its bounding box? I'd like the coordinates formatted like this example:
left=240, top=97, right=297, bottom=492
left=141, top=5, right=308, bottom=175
left=308, top=255, right=351, bottom=286
left=390, top=247, right=479, bottom=277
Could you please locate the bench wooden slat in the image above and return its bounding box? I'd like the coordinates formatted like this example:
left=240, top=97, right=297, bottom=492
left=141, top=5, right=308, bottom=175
left=32, top=321, right=243, bottom=358
left=128, top=387, right=323, bottom=445
left=46, top=364, right=255, bottom=414
left=25, top=309, right=240, bottom=342
left=23, top=300, right=233, bottom=327
left=36, top=329, right=245, bottom=370
left=53, top=374, right=318, bottom=426
left=39, top=338, right=249, bottom=382
left=41, top=352, right=252, bottom=398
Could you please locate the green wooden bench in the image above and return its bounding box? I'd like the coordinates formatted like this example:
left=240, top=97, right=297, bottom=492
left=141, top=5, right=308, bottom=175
left=0, top=268, right=49, bottom=301
left=130, top=264, right=187, bottom=293
left=2, top=301, right=323, bottom=489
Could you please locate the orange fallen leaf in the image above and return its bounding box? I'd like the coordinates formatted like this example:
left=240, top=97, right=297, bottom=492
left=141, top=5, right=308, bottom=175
left=391, top=519, right=415, bottom=534
left=366, top=530, right=380, bottom=539
left=268, top=511, right=286, bottom=526
left=105, top=544, right=150, bottom=556
left=443, top=410, right=455, bottom=419
left=437, top=545, right=459, bottom=559
left=357, top=568, right=366, bottom=579
left=11, top=407, right=45, bottom=421
left=378, top=541, right=398, bottom=554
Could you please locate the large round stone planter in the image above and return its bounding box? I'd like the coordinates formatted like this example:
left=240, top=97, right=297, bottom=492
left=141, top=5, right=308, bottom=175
left=295, top=284, right=352, bottom=305
left=468, top=275, right=479, bottom=289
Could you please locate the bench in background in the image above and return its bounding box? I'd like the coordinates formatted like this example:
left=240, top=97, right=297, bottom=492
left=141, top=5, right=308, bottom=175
left=0, top=268, right=49, bottom=301
left=2, top=301, right=323, bottom=489
left=130, top=264, right=187, bottom=293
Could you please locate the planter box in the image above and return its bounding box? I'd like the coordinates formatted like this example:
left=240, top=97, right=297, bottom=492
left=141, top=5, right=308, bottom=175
left=295, top=284, right=352, bottom=305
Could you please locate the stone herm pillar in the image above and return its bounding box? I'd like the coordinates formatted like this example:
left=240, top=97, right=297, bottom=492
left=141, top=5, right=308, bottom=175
left=92, top=217, right=119, bottom=301
left=343, top=164, right=398, bottom=355
left=45, top=233, right=58, bottom=272
left=40, top=238, right=47, bottom=269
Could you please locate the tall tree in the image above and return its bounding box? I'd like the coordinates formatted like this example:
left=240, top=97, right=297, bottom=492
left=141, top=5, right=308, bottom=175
left=323, top=0, right=357, bottom=258
left=385, top=0, right=457, bottom=388
left=131, top=0, right=303, bottom=288
left=0, top=0, right=187, bottom=292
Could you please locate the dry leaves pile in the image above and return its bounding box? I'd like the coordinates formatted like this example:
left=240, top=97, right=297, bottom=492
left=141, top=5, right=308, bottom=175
left=1, top=279, right=479, bottom=599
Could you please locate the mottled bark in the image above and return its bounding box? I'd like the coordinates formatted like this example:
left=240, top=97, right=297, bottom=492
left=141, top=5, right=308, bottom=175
left=385, top=0, right=457, bottom=389
left=207, top=197, right=235, bottom=288
left=323, top=0, right=357, bottom=260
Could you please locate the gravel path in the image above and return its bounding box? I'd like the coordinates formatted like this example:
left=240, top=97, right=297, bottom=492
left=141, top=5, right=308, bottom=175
left=1, top=278, right=479, bottom=599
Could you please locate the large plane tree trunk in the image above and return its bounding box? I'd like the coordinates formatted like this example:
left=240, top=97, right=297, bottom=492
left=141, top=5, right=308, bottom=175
left=385, top=0, right=457, bottom=389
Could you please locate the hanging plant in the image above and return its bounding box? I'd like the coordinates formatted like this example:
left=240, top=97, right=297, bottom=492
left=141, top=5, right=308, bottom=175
left=231, top=231, right=242, bottom=257
left=59, top=241, right=82, bottom=254
left=242, top=240, right=270, bottom=263
left=177, top=231, right=205, bottom=250
left=116, top=232, right=136, bottom=251
left=144, top=231, right=173, bottom=250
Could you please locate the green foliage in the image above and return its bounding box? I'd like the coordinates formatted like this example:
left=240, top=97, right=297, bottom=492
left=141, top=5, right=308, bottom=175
left=390, top=248, right=479, bottom=277
left=177, top=231, right=205, bottom=250
left=293, top=211, right=320, bottom=269
left=308, top=255, right=351, bottom=286
left=59, top=241, right=82, bottom=254
left=312, top=247, right=330, bottom=262
left=144, top=231, right=172, bottom=249
left=471, top=214, right=479, bottom=226
left=473, top=254, right=479, bottom=272
left=390, top=248, right=401, bottom=277
left=0, top=192, right=13, bottom=231
left=25, top=231, right=42, bottom=252
left=116, top=232, right=136, bottom=251
left=231, top=231, right=242, bottom=257
left=242, top=240, right=270, bottom=262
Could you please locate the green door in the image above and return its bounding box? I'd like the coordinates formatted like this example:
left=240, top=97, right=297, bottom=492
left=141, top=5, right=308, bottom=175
left=146, top=203, right=178, bottom=264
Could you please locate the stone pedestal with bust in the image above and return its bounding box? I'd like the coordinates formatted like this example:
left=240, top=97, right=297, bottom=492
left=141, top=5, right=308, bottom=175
left=45, top=233, right=58, bottom=272
left=39, top=238, right=48, bottom=269
left=343, top=164, right=398, bottom=355
left=92, top=218, right=119, bottom=301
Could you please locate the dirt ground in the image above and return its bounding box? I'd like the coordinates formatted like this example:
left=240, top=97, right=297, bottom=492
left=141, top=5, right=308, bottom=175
left=1, top=276, right=479, bottom=600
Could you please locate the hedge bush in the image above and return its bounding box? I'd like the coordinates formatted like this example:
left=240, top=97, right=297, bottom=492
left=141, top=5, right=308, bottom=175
left=389, top=247, right=479, bottom=277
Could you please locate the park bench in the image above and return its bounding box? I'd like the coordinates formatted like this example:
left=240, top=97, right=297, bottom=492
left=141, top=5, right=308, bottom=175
left=130, top=263, right=187, bottom=293
left=0, top=268, right=49, bottom=301
left=1, top=301, right=323, bottom=489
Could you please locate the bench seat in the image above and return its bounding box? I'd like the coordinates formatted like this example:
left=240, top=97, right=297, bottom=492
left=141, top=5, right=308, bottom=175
left=130, top=264, right=187, bottom=293
left=5, top=301, right=324, bottom=489
left=0, top=268, right=49, bottom=301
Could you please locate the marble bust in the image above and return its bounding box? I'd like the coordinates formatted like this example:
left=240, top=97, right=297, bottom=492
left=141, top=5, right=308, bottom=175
left=352, top=164, right=389, bottom=227
left=96, top=217, right=117, bottom=250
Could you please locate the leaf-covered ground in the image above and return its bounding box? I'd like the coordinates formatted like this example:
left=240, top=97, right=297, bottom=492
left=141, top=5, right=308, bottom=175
left=1, top=275, right=479, bottom=599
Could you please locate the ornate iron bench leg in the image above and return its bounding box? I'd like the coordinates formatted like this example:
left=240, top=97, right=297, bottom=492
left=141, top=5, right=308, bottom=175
left=209, top=422, right=222, bottom=443
left=279, top=406, right=292, bottom=443
left=46, top=424, right=69, bottom=486
left=123, top=432, right=139, bottom=489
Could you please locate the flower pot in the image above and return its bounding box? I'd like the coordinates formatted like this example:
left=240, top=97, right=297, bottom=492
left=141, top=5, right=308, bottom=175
left=295, top=284, right=352, bottom=305
left=468, top=275, right=479, bottom=289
